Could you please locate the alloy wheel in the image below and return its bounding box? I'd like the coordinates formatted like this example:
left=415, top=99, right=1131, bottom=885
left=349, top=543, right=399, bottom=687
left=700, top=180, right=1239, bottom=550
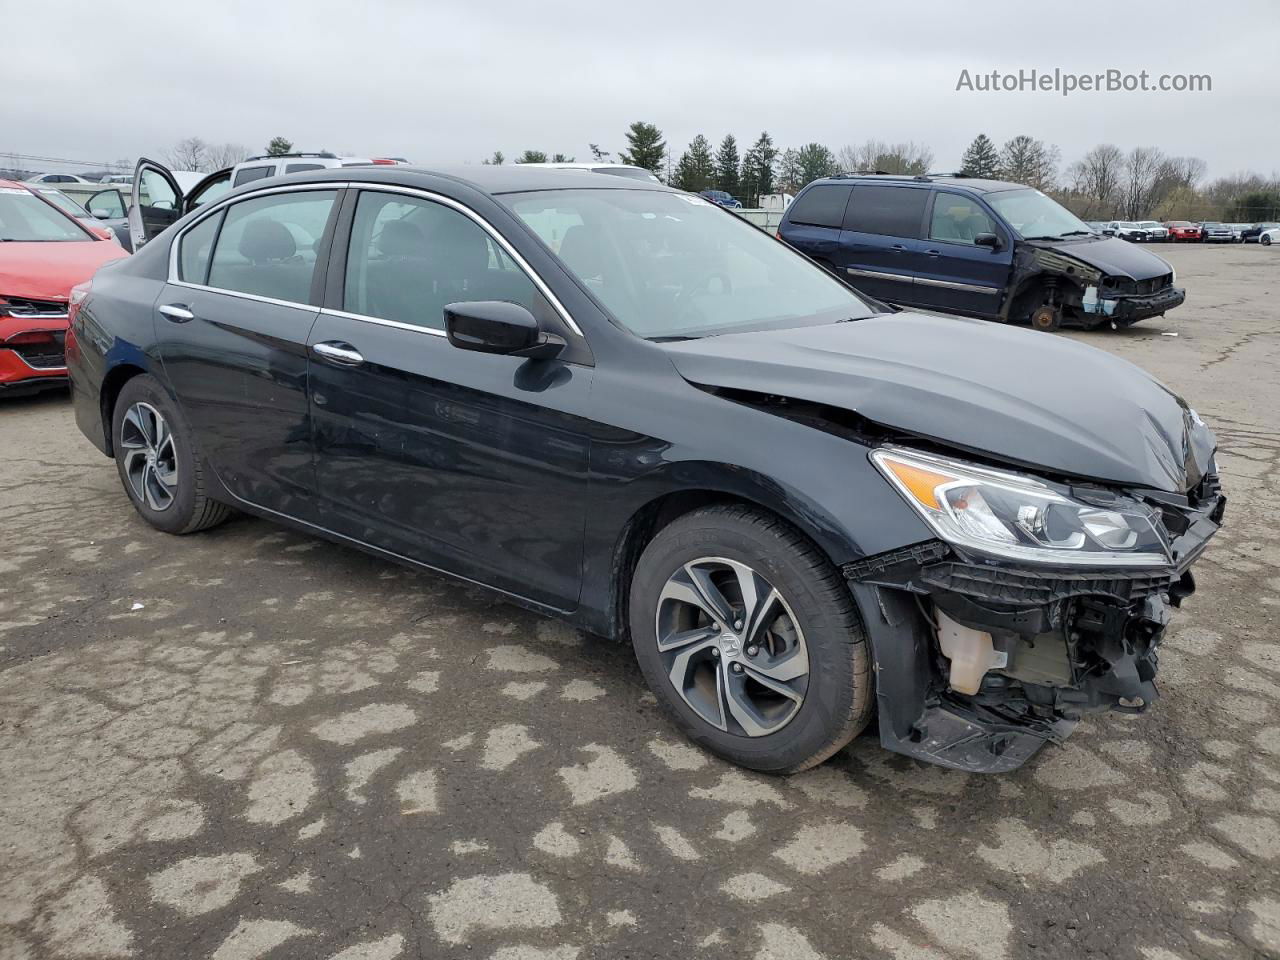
left=120, top=401, right=179, bottom=511
left=655, top=557, right=809, bottom=737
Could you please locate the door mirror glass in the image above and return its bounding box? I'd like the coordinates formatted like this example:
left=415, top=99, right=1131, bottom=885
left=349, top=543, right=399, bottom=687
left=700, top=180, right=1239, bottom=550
left=974, top=232, right=1002, bottom=249
left=445, top=301, right=564, bottom=359
left=87, top=189, right=125, bottom=219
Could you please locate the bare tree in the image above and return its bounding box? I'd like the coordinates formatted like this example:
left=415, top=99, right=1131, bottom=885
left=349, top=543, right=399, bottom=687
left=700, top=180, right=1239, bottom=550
left=1120, top=146, right=1166, bottom=219
left=165, top=137, right=208, bottom=172
left=836, top=140, right=933, bottom=175
left=1066, top=143, right=1124, bottom=217
left=205, top=142, right=251, bottom=170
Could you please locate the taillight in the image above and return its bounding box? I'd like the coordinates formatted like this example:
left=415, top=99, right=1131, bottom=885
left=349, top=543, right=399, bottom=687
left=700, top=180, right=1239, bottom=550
left=371, top=157, right=395, bottom=165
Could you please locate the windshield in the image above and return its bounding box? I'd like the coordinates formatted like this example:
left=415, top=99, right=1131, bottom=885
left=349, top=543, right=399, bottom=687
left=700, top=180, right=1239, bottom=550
left=506, top=189, right=875, bottom=339
left=0, top=188, right=90, bottom=241
left=986, top=188, right=1091, bottom=240
left=36, top=189, right=88, bottom=217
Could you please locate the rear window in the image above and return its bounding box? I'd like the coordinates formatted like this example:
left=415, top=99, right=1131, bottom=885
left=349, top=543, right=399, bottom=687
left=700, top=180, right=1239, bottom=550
left=233, top=165, right=274, bottom=186
left=785, top=184, right=852, bottom=228
left=285, top=163, right=325, bottom=174
left=843, top=185, right=928, bottom=238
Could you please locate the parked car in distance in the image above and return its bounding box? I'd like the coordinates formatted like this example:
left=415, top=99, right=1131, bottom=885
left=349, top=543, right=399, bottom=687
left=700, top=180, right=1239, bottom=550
left=699, top=189, right=743, bottom=209
left=1136, top=220, right=1169, bottom=241
left=23, top=185, right=118, bottom=242
left=1, top=180, right=128, bottom=395
left=1104, top=221, right=1150, bottom=242
left=24, top=172, right=91, bottom=184
left=778, top=175, right=1183, bottom=330
left=518, top=161, right=662, bottom=184
left=1260, top=227, right=1279, bottom=246
left=67, top=164, right=1223, bottom=775
left=1084, top=220, right=1107, bottom=234
left=228, top=152, right=406, bottom=189
left=1164, top=221, right=1202, bottom=241
left=1199, top=222, right=1234, bottom=243
left=1227, top=223, right=1251, bottom=242
left=1241, top=222, right=1279, bottom=243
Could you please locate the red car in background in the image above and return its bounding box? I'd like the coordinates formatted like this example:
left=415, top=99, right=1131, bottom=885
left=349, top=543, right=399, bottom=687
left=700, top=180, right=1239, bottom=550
left=1, top=180, right=128, bottom=395
left=1164, top=221, right=1202, bottom=242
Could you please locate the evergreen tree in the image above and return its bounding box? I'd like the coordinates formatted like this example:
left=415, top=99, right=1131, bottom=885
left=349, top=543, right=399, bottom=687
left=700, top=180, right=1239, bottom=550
left=515, top=150, right=549, bottom=164
left=740, top=132, right=778, bottom=205
left=551, top=153, right=575, bottom=162
left=588, top=143, right=610, bottom=162
left=673, top=135, right=716, bottom=192
left=959, top=134, right=1000, bottom=178
left=796, top=142, right=837, bottom=186
left=618, top=122, right=667, bottom=174
left=998, top=135, right=1059, bottom=189
left=482, top=150, right=505, bottom=166
left=265, top=136, right=293, bottom=156
left=715, top=135, right=740, bottom=195
left=776, top=148, right=802, bottom=193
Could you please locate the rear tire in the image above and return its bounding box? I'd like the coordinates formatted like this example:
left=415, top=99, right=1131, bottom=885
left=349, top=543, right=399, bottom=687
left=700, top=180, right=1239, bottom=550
left=629, top=505, right=873, bottom=774
left=111, top=375, right=231, bottom=535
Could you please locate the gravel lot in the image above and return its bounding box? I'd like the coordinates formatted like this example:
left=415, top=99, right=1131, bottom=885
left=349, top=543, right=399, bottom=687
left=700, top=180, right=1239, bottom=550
left=1, top=243, right=1278, bottom=960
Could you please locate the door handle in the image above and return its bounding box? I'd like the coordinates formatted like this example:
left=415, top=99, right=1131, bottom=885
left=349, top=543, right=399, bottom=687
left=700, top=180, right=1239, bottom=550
left=890, top=244, right=906, bottom=253
left=158, top=303, right=195, bottom=323
left=926, top=249, right=941, bottom=257
left=313, top=341, right=364, bottom=366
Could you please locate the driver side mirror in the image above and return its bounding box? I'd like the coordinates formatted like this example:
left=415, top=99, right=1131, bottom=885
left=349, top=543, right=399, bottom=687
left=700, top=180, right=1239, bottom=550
left=974, top=232, right=1002, bottom=250
left=444, top=301, right=566, bottom=360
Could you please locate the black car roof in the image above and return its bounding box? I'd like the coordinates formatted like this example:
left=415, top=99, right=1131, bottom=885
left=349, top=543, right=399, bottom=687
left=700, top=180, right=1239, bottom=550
left=809, top=174, right=1029, bottom=195
left=263, top=164, right=676, bottom=196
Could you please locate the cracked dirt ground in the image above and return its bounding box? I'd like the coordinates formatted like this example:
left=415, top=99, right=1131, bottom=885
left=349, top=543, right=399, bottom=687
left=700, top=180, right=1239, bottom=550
left=2, top=244, right=1279, bottom=960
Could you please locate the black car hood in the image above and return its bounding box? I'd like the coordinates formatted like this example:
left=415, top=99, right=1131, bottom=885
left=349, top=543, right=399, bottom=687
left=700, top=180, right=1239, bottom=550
left=665, top=313, right=1215, bottom=493
left=1041, top=235, right=1171, bottom=281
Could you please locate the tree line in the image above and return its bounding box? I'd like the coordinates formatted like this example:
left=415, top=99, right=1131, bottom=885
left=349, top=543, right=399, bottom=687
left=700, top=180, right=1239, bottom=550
left=492, top=124, right=1280, bottom=221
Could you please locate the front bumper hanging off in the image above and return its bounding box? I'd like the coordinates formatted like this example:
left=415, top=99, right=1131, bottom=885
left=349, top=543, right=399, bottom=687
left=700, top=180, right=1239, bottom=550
left=843, top=481, right=1224, bottom=773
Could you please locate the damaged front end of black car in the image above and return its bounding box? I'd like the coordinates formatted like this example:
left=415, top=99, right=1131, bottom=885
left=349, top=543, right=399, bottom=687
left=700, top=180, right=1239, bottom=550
left=845, top=444, right=1224, bottom=773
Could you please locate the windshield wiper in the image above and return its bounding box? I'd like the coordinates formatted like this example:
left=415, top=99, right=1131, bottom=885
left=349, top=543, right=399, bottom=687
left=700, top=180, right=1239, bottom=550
left=647, top=335, right=700, bottom=342
left=1058, top=230, right=1092, bottom=237
left=1022, top=234, right=1064, bottom=241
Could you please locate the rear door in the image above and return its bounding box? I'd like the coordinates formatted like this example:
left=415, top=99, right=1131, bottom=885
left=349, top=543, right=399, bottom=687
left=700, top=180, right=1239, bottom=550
left=835, top=184, right=930, bottom=304
left=308, top=187, right=594, bottom=609
left=157, top=186, right=342, bottom=519
left=129, top=158, right=184, bottom=250
left=912, top=190, right=1012, bottom=317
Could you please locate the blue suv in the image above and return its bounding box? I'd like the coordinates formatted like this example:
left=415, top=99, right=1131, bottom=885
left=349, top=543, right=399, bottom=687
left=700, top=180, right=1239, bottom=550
left=778, top=174, right=1184, bottom=330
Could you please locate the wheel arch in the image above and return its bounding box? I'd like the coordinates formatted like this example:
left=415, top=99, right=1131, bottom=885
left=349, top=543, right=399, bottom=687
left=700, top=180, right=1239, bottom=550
left=99, top=362, right=148, bottom=456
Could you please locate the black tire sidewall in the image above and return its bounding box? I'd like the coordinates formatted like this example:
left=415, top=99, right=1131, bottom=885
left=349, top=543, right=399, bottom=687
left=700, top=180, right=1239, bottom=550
left=629, top=510, right=867, bottom=773
left=111, top=375, right=202, bottom=534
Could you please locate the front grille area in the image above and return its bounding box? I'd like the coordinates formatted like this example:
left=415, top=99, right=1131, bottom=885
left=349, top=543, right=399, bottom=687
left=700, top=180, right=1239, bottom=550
left=1, top=296, right=68, bottom=318
left=9, top=339, right=66, bottom=369
left=1103, top=274, right=1173, bottom=296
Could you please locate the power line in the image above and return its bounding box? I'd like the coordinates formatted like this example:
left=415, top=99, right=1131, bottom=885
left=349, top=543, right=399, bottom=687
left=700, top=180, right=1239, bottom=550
left=0, top=151, right=128, bottom=169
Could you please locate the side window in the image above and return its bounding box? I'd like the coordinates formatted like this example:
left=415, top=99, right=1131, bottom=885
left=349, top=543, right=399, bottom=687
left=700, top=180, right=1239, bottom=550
left=285, top=163, right=325, bottom=174
left=87, top=189, right=126, bottom=219
left=207, top=190, right=337, bottom=302
left=929, top=192, right=998, bottom=245
left=343, top=191, right=544, bottom=331
left=138, top=169, right=178, bottom=213
left=178, top=211, right=223, bottom=284
left=843, top=185, right=929, bottom=238
left=232, top=165, right=275, bottom=187
left=786, top=185, right=852, bottom=228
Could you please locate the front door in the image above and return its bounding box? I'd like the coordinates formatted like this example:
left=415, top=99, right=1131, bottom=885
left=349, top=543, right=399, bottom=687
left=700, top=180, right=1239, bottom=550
left=912, top=191, right=1012, bottom=317
left=129, top=158, right=184, bottom=251
left=157, top=187, right=342, bottom=520
left=309, top=188, right=593, bottom=609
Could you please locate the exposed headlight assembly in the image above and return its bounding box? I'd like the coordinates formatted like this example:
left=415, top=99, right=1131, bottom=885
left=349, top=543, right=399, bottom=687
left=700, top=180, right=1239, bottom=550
left=871, top=447, right=1169, bottom=568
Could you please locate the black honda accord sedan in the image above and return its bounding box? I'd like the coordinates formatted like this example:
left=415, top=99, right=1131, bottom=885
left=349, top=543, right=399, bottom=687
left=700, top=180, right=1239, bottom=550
left=66, top=164, right=1224, bottom=774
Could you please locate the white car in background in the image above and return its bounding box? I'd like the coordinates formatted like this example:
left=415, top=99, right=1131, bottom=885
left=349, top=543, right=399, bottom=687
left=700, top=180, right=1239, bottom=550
left=1261, top=227, right=1280, bottom=247
left=1136, top=220, right=1169, bottom=241
left=1104, top=221, right=1152, bottom=241
left=24, top=172, right=91, bottom=184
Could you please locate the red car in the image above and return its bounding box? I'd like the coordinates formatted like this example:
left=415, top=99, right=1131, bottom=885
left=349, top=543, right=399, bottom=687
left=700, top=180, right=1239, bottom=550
left=1164, top=221, right=1202, bottom=242
left=1, top=180, right=128, bottom=394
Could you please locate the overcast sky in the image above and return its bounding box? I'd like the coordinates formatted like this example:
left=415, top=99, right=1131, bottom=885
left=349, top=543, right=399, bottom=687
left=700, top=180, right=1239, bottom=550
left=4, top=0, right=1277, bottom=179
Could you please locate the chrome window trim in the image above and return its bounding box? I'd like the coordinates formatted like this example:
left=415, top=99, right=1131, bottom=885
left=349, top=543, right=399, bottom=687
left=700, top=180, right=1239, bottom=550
left=168, top=280, right=322, bottom=313
left=166, top=180, right=585, bottom=339
left=318, top=306, right=447, bottom=338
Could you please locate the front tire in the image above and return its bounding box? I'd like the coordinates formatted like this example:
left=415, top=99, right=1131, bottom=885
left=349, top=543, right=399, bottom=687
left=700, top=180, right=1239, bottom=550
left=112, top=375, right=231, bottom=535
left=1264, top=235, right=1272, bottom=247
left=629, top=505, right=872, bottom=774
